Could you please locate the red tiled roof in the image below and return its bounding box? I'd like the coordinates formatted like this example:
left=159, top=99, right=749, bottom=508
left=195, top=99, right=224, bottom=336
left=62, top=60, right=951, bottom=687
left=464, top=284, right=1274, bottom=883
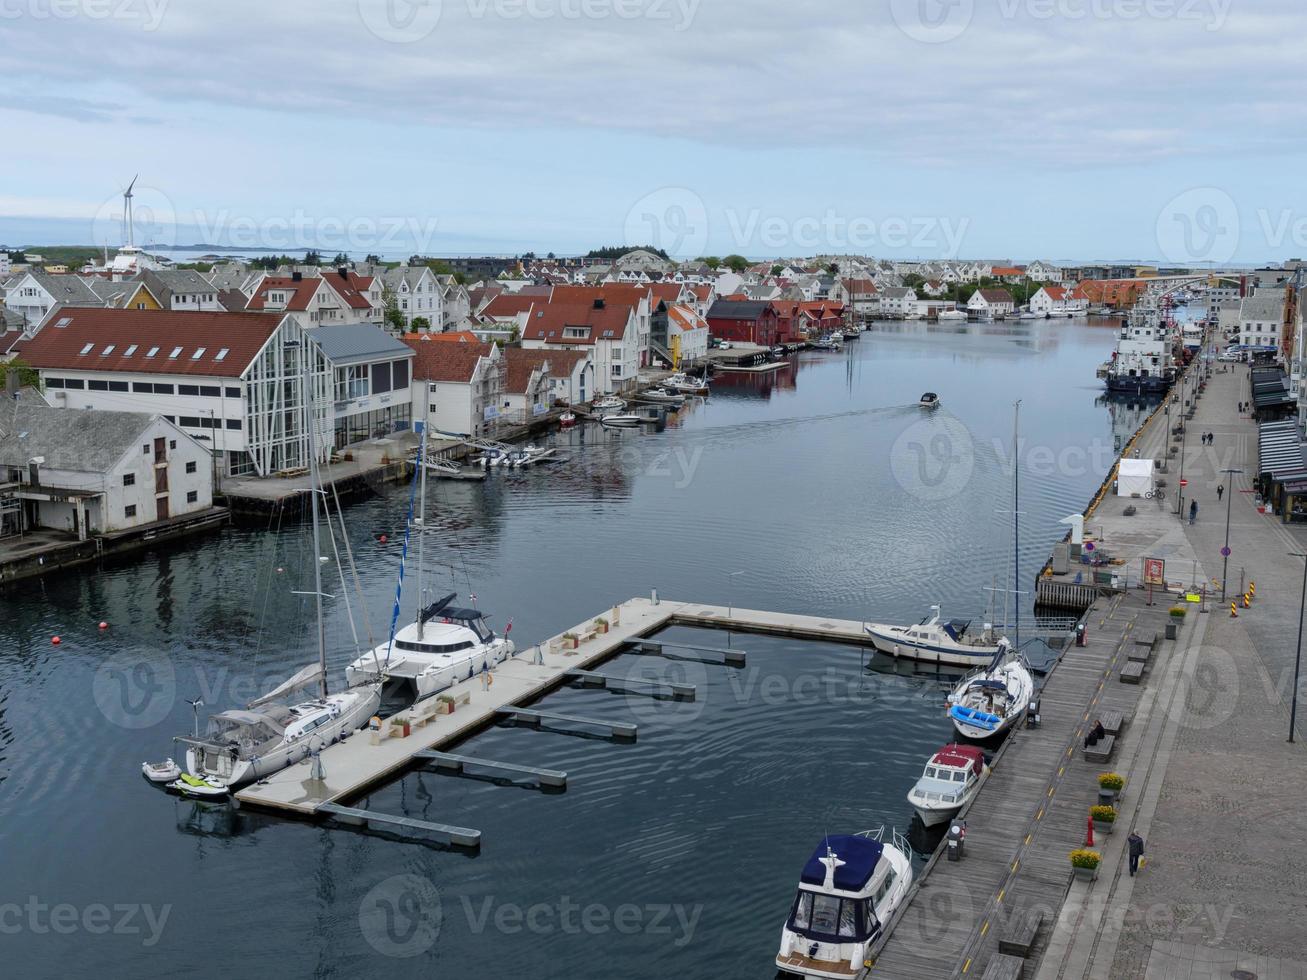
left=502, top=347, right=589, bottom=394
left=1043, top=286, right=1069, bottom=301
left=320, top=270, right=376, bottom=310
left=522, top=300, right=633, bottom=346
left=480, top=293, right=537, bottom=319
left=667, top=304, right=707, bottom=333
left=990, top=266, right=1025, bottom=277
left=977, top=288, right=1015, bottom=303
left=401, top=330, right=481, bottom=344
left=646, top=283, right=684, bottom=305
left=245, top=276, right=323, bottom=312
left=841, top=278, right=877, bottom=294
left=549, top=284, right=647, bottom=311
left=690, top=285, right=714, bottom=301
left=404, top=336, right=494, bottom=383
left=16, top=309, right=283, bottom=376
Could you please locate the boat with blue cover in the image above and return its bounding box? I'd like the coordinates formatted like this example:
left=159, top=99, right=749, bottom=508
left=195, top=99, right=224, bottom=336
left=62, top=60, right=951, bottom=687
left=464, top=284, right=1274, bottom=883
left=775, top=828, right=913, bottom=978
left=945, top=641, right=1033, bottom=740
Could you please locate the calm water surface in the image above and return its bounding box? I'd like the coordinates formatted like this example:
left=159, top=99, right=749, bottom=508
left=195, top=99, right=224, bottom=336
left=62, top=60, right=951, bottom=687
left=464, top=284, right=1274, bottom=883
left=1, top=321, right=1137, bottom=978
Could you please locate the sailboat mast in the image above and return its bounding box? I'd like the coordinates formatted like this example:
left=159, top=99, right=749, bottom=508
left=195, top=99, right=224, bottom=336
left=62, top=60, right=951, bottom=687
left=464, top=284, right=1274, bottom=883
left=1013, top=399, right=1022, bottom=653
left=416, top=384, right=429, bottom=640
left=302, top=345, right=329, bottom=699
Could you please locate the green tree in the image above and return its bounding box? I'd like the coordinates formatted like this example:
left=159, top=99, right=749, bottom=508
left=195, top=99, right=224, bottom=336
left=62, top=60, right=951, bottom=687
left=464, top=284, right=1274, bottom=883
left=303, top=250, right=322, bottom=266
left=4, top=358, right=41, bottom=390
left=365, top=253, right=382, bottom=265
left=723, top=254, right=748, bottom=273
left=410, top=316, right=432, bottom=331
left=330, top=252, right=349, bottom=267
left=770, top=264, right=784, bottom=276
left=826, top=262, right=839, bottom=275
left=700, top=256, right=721, bottom=270
left=382, top=288, right=406, bottom=331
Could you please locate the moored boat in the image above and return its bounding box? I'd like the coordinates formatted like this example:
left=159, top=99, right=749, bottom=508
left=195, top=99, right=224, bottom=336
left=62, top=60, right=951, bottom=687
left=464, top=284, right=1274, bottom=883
left=599, top=413, right=643, bottom=428
left=863, top=605, right=1004, bottom=668
left=945, top=643, right=1034, bottom=740
left=775, top=829, right=913, bottom=978
left=907, top=744, right=986, bottom=827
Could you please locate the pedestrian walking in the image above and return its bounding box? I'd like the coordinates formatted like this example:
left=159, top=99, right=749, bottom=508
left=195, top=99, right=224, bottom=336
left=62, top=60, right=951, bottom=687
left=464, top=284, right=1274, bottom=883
left=1127, top=831, right=1145, bottom=876
left=1189, top=499, right=1198, bottom=525
left=1217, top=484, right=1225, bottom=502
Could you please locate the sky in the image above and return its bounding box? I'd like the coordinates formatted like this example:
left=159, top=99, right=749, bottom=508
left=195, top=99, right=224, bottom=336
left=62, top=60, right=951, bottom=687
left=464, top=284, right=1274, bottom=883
left=2, top=0, right=1306, bottom=264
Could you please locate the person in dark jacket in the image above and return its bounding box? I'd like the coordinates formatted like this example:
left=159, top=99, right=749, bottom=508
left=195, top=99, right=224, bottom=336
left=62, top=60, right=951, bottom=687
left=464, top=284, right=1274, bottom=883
left=1127, top=831, right=1145, bottom=876
left=1084, top=719, right=1106, bottom=747
left=1189, top=499, right=1198, bottom=525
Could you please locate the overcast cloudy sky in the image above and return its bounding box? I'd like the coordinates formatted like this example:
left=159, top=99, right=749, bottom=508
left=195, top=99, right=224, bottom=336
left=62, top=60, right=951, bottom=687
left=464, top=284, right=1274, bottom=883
left=1, top=0, right=1304, bottom=263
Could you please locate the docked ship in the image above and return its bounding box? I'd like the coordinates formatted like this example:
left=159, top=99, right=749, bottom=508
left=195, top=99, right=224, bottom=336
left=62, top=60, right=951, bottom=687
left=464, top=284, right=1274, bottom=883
left=1098, top=309, right=1176, bottom=396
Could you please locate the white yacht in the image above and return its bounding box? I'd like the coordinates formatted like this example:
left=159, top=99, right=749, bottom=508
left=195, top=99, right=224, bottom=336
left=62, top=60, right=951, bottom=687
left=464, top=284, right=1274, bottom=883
left=936, top=309, right=968, bottom=322
left=776, top=830, right=913, bottom=978
left=662, top=373, right=709, bottom=395
left=907, top=744, right=986, bottom=827
left=592, top=395, right=627, bottom=412
left=945, top=643, right=1033, bottom=739
left=863, top=605, right=1005, bottom=667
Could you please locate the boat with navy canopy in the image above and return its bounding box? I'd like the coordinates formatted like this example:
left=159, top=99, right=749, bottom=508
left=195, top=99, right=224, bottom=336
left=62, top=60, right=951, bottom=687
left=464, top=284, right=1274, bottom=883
left=945, top=641, right=1033, bottom=740
left=919, top=391, right=940, bottom=408
left=775, top=829, right=913, bottom=978
left=907, top=743, right=986, bottom=826
left=863, top=605, right=1005, bottom=667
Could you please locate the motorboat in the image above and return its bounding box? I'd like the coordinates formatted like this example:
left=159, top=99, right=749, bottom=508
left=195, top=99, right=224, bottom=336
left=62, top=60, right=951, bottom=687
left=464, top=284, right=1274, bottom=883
left=770, top=346, right=789, bottom=358
left=592, top=395, right=626, bottom=412
left=863, top=605, right=1005, bottom=668
left=775, top=829, right=913, bottom=978
left=946, top=642, right=1034, bottom=740
left=918, top=392, right=940, bottom=409
left=639, top=387, right=686, bottom=405
left=936, top=309, right=968, bottom=322
left=662, top=373, right=709, bottom=395
left=907, top=744, right=986, bottom=827
left=809, top=336, right=842, bottom=351
left=841, top=327, right=860, bottom=340
left=166, top=357, right=381, bottom=797
left=346, top=591, right=515, bottom=702
left=1016, top=309, right=1040, bottom=320
left=559, top=411, right=578, bottom=428
left=599, top=413, right=643, bottom=428
left=497, top=445, right=557, bottom=468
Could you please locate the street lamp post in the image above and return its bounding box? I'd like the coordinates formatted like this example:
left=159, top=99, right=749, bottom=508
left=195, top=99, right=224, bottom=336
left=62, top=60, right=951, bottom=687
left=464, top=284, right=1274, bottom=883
left=1290, top=552, right=1307, bottom=744
left=1176, top=368, right=1190, bottom=519
left=1220, top=468, right=1242, bottom=602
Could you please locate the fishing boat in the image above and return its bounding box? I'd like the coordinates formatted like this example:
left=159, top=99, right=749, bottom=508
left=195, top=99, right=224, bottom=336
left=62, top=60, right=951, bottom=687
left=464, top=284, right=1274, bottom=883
left=775, top=829, right=913, bottom=978
left=945, top=642, right=1034, bottom=740
left=559, top=411, right=577, bottom=428
left=918, top=392, right=940, bottom=409
left=841, top=327, right=860, bottom=341
left=166, top=356, right=381, bottom=796
left=863, top=605, right=1005, bottom=667
left=345, top=424, right=514, bottom=703
left=639, top=388, right=685, bottom=405
left=662, top=373, right=709, bottom=395
left=592, top=395, right=626, bottom=412
left=599, top=413, right=643, bottom=428
left=906, top=744, right=986, bottom=827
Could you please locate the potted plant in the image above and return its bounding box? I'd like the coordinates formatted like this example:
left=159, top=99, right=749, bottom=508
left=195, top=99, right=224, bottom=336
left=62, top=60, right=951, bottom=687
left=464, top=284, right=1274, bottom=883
left=1168, top=605, right=1187, bottom=620
left=593, top=617, right=610, bottom=635
left=1090, top=804, right=1117, bottom=836
left=1069, top=849, right=1101, bottom=883
left=390, top=716, right=411, bottom=738
left=562, top=632, right=580, bottom=650
left=1098, top=772, right=1124, bottom=806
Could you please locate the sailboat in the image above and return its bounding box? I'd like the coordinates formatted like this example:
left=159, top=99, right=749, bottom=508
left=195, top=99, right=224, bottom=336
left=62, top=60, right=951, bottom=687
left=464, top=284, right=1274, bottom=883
left=167, top=347, right=381, bottom=797
left=345, top=397, right=515, bottom=704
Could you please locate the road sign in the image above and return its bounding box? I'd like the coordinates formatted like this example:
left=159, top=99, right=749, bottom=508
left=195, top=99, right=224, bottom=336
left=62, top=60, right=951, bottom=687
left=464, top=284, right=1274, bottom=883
left=1143, top=558, right=1166, bottom=586
left=1084, top=542, right=1095, bottom=552
left=1221, top=546, right=1231, bottom=557
left=1180, top=479, right=1189, bottom=487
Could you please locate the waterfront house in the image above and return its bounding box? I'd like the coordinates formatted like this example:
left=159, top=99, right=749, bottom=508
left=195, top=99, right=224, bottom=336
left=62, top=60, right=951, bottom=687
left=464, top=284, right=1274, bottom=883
left=880, top=287, right=918, bottom=317
left=705, top=299, right=781, bottom=347
left=1029, top=285, right=1084, bottom=316
left=405, top=336, right=503, bottom=438
left=520, top=299, right=639, bottom=395
left=550, top=284, right=652, bottom=368
left=841, top=278, right=879, bottom=317
left=967, top=288, right=1016, bottom=318
left=0, top=391, right=214, bottom=537
left=664, top=304, right=710, bottom=367
left=16, top=308, right=413, bottom=477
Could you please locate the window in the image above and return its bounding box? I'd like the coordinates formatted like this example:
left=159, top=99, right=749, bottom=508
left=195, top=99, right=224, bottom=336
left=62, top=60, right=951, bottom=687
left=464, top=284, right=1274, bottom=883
left=64, top=378, right=84, bottom=390
left=191, top=348, right=206, bottom=360
left=186, top=490, right=198, bottom=504
left=123, top=345, right=138, bottom=357
left=145, top=346, right=159, bottom=358
left=179, top=416, right=200, bottom=427
left=101, top=345, right=115, bottom=356
left=169, top=440, right=176, bottom=449
left=214, top=348, right=229, bottom=362
left=142, top=445, right=149, bottom=454
left=153, top=383, right=174, bottom=395
left=133, top=382, right=152, bottom=393
left=46, top=378, right=64, bottom=389
left=124, top=504, right=137, bottom=518
left=168, top=347, right=182, bottom=358
left=200, top=386, right=220, bottom=397
left=371, top=361, right=393, bottom=394
left=123, top=473, right=136, bottom=486
left=392, top=360, right=408, bottom=389
left=226, top=418, right=241, bottom=430
left=109, top=381, right=128, bottom=392
left=225, top=387, right=240, bottom=399
left=185, top=461, right=197, bottom=474
left=88, top=379, right=108, bottom=391
left=178, top=384, right=199, bottom=396
left=79, top=343, right=94, bottom=355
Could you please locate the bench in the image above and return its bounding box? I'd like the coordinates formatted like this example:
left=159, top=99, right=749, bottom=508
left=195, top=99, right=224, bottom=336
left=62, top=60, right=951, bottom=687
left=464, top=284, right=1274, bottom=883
left=998, top=908, right=1045, bottom=958
left=1127, top=643, right=1152, bottom=665
left=982, top=953, right=1026, bottom=979
left=1083, top=734, right=1116, bottom=763
left=1120, top=662, right=1145, bottom=684
left=1100, top=710, right=1125, bottom=735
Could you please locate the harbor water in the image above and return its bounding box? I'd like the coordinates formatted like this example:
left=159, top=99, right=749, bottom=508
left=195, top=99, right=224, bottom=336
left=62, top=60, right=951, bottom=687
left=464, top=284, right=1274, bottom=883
left=1, top=319, right=1138, bottom=978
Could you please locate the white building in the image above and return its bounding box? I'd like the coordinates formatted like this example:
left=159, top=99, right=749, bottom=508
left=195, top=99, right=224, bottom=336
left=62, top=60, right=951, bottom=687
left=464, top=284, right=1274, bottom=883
left=1, top=391, right=213, bottom=536
left=967, top=288, right=1016, bottom=318
left=406, top=336, right=504, bottom=438
left=666, top=304, right=709, bottom=367
left=439, top=277, right=472, bottom=330
left=880, top=287, right=918, bottom=316
left=520, top=299, right=639, bottom=395
left=379, top=265, right=443, bottom=330
left=138, top=269, right=226, bottom=311
left=244, top=272, right=374, bottom=328
left=3, top=271, right=106, bottom=329
left=1239, top=288, right=1286, bottom=349
left=1025, top=261, right=1062, bottom=283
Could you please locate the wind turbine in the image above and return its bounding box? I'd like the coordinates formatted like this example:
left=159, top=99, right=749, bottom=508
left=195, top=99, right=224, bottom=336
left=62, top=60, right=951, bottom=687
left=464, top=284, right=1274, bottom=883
left=122, top=175, right=138, bottom=250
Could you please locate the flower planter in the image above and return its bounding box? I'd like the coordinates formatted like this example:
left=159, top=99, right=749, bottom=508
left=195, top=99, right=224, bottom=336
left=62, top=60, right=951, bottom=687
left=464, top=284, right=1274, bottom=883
left=390, top=720, right=411, bottom=739
left=1092, top=819, right=1115, bottom=836
left=1073, top=866, right=1099, bottom=883
left=562, top=635, right=579, bottom=650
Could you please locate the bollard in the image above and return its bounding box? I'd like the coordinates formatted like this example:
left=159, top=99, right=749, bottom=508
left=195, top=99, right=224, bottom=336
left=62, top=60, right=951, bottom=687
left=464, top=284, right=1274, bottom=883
left=1243, top=593, right=1251, bottom=608
left=1075, top=623, right=1087, bottom=648
left=1231, top=602, right=1238, bottom=618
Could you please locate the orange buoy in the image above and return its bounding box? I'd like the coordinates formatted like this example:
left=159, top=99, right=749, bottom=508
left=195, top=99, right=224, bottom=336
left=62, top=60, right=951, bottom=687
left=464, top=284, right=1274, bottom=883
left=379, top=534, right=388, bottom=544
left=98, top=621, right=108, bottom=630
left=51, top=636, right=61, bottom=645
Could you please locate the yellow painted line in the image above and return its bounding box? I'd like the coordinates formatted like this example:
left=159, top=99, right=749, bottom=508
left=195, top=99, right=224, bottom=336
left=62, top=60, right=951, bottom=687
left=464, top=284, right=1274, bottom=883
left=1066, top=747, right=1073, bottom=758
left=962, top=957, right=972, bottom=973
left=1058, top=766, right=1065, bottom=777
left=980, top=920, right=991, bottom=936
left=997, top=888, right=1005, bottom=904
left=1036, top=807, right=1044, bottom=820
left=1024, top=833, right=1032, bottom=845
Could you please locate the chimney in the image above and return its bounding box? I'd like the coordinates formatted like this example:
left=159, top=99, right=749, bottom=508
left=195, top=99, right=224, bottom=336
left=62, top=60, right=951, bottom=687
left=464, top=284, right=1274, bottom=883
left=338, top=267, right=349, bottom=279
left=593, top=298, right=605, bottom=310
left=292, top=271, right=303, bottom=282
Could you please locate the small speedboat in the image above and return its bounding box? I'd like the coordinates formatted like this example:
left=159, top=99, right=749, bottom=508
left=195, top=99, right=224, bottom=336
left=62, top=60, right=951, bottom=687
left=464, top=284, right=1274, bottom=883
left=775, top=829, right=913, bottom=978
left=142, top=759, right=181, bottom=783
left=640, top=388, right=685, bottom=405
left=907, top=744, right=985, bottom=827
left=592, top=396, right=626, bottom=412
left=946, top=642, right=1034, bottom=740
left=599, top=413, right=643, bottom=428
left=919, top=392, right=940, bottom=409
left=559, top=411, right=577, bottom=428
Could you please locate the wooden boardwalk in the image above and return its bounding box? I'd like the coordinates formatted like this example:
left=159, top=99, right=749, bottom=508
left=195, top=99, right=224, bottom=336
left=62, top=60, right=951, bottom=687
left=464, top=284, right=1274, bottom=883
left=869, top=594, right=1170, bottom=978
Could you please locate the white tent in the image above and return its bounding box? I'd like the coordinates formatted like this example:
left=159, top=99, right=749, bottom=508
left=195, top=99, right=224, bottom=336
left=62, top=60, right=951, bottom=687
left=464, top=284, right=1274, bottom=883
left=1116, top=458, right=1154, bottom=497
